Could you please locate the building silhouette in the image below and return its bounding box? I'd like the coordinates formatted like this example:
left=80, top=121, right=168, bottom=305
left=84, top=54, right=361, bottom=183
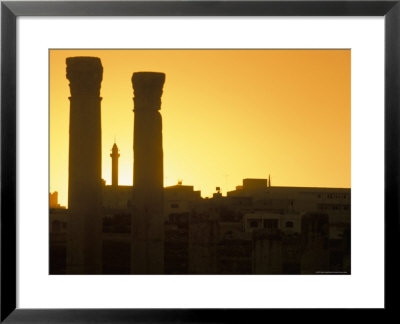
left=49, top=191, right=65, bottom=209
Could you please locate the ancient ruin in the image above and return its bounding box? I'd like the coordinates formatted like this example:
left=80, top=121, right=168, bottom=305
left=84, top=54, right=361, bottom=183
left=131, top=72, right=166, bottom=274
left=66, top=57, right=103, bottom=274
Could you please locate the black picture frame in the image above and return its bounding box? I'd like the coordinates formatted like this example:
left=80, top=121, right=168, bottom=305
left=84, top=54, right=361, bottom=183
left=1, top=0, right=399, bottom=322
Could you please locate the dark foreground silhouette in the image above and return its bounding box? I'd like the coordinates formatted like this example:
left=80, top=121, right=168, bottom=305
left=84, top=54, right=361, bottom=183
left=50, top=180, right=350, bottom=275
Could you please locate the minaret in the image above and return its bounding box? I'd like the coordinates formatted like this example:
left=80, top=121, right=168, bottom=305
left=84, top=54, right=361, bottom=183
left=269, top=174, right=271, bottom=187
left=131, top=71, right=165, bottom=274
left=110, top=142, right=120, bottom=187
left=66, top=56, right=103, bottom=274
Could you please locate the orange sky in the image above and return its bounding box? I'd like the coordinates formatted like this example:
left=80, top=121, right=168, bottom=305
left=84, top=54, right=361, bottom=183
left=50, top=49, right=350, bottom=207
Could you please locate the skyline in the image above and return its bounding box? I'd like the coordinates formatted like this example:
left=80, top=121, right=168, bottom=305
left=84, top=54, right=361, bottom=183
left=50, top=49, right=351, bottom=207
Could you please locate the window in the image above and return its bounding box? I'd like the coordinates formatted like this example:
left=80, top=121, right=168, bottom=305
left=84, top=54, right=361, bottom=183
left=249, top=220, right=259, bottom=228
left=264, top=219, right=278, bottom=229
left=285, top=221, right=294, bottom=228
left=52, top=220, right=61, bottom=233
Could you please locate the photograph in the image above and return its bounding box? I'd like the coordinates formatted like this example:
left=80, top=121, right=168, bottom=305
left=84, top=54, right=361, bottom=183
left=49, top=49, right=351, bottom=275
left=3, top=0, right=398, bottom=320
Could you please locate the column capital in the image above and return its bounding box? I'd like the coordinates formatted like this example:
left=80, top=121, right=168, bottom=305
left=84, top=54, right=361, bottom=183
left=66, top=57, right=103, bottom=97
left=132, top=72, right=165, bottom=111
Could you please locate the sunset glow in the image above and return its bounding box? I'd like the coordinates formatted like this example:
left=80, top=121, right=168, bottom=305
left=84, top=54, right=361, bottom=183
left=50, top=49, right=350, bottom=207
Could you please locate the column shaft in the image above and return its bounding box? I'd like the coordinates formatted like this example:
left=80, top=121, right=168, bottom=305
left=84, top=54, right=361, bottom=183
left=66, top=57, right=103, bottom=274
left=131, top=72, right=165, bottom=274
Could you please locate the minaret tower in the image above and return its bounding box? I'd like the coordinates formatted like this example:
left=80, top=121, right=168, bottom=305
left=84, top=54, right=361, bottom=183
left=110, top=142, right=120, bottom=187
left=131, top=71, right=165, bottom=274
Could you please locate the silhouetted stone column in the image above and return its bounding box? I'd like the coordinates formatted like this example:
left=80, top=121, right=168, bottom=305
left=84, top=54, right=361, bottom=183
left=131, top=72, right=165, bottom=274
left=110, top=143, right=120, bottom=187
left=66, top=57, right=103, bottom=274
